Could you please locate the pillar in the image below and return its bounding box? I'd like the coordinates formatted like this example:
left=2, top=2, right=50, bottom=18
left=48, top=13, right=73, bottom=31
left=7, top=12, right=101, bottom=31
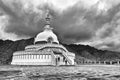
left=16, top=55, right=17, bottom=60
left=23, top=55, right=24, bottom=59
left=28, top=55, right=29, bottom=59
left=29, top=54, right=31, bottom=59
left=46, top=55, right=48, bottom=59
left=33, top=55, right=35, bottom=59
left=99, top=61, right=101, bottom=64
left=81, top=61, right=83, bottom=64
left=110, top=61, right=112, bottom=65
left=37, top=55, right=39, bottom=59
left=25, top=55, right=26, bottom=59
left=33, top=55, right=34, bottom=59
left=21, top=55, right=22, bottom=60
left=41, top=55, right=42, bottom=59
left=32, top=55, right=33, bottom=59
left=36, top=55, right=37, bottom=59
left=34, top=55, right=36, bottom=59
left=87, top=61, right=89, bottom=64
left=18, top=55, right=19, bottom=59
left=88, top=61, right=91, bottom=64
left=39, top=55, right=41, bottom=59
left=117, top=61, right=119, bottom=65
left=44, top=55, right=46, bottom=59
left=26, top=55, right=27, bottom=59
left=48, top=55, right=50, bottom=59
left=21, top=55, right=22, bottom=59
left=35, top=55, right=37, bottom=59
left=94, top=61, right=96, bottom=64
left=24, top=55, right=26, bottom=59
left=104, top=61, right=106, bottom=64
left=24, top=55, right=25, bottom=59
left=43, top=55, right=44, bottom=59
left=19, top=55, right=20, bottom=60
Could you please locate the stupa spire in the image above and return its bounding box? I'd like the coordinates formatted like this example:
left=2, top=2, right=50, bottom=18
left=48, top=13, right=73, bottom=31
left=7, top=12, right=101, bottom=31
left=45, top=10, right=51, bottom=25
left=44, top=10, right=53, bottom=30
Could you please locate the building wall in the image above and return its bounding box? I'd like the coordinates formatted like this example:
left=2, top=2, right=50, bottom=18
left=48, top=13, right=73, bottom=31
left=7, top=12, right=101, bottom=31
left=11, top=54, right=52, bottom=65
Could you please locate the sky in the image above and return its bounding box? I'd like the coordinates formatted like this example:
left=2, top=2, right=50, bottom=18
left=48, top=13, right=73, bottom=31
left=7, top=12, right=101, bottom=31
left=0, top=0, right=120, bottom=52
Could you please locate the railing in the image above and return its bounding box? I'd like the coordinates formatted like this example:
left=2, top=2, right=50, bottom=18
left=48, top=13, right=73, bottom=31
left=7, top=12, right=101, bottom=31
left=25, top=44, right=68, bottom=52
left=36, top=44, right=68, bottom=52
left=62, top=52, right=73, bottom=65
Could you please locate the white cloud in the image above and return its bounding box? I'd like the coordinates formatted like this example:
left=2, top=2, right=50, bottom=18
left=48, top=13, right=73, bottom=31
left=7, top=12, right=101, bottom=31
left=0, top=15, right=29, bottom=41
left=49, top=0, right=79, bottom=10
left=1, top=0, right=120, bottom=52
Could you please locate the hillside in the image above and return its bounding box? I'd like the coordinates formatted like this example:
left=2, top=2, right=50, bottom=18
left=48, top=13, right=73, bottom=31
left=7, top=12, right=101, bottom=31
left=0, top=38, right=120, bottom=64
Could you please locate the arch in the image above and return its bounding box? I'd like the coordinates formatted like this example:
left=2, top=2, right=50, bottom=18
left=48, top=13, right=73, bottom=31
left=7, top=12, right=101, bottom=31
left=52, top=42, right=58, bottom=44
left=35, top=41, right=47, bottom=44
left=47, top=36, right=54, bottom=43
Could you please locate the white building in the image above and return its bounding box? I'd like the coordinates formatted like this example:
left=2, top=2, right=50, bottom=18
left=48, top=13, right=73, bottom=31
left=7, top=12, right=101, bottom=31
left=11, top=11, right=75, bottom=66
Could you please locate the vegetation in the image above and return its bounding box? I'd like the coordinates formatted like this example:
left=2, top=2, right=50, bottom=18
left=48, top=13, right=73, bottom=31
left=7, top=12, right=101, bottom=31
left=0, top=38, right=120, bottom=64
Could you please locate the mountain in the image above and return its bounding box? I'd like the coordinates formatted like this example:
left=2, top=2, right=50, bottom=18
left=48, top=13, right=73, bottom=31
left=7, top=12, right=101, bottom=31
left=0, top=38, right=120, bottom=65
left=0, top=38, right=34, bottom=64
left=63, top=44, right=120, bottom=64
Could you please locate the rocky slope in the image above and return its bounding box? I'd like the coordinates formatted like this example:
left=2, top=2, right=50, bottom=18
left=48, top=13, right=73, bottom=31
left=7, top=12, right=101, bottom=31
left=0, top=38, right=120, bottom=64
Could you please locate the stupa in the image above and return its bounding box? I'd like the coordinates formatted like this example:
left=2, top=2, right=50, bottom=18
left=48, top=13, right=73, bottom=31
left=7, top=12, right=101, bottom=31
left=11, top=11, right=75, bottom=66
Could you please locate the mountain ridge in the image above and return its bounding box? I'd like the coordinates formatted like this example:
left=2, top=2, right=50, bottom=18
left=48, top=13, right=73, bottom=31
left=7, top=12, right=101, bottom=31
left=0, top=38, right=120, bottom=64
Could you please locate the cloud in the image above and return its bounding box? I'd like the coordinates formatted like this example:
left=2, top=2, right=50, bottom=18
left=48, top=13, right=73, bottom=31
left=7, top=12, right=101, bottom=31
left=76, top=1, right=120, bottom=51
left=0, top=0, right=97, bottom=43
left=81, top=4, right=120, bottom=51
left=1, top=0, right=120, bottom=51
left=0, top=15, right=29, bottom=40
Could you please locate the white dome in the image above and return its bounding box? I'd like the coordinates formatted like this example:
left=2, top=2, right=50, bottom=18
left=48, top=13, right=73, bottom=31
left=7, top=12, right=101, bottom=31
left=34, top=25, right=59, bottom=44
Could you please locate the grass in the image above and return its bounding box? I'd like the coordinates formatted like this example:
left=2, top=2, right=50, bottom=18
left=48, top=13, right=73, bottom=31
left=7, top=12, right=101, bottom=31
left=0, top=65, right=119, bottom=80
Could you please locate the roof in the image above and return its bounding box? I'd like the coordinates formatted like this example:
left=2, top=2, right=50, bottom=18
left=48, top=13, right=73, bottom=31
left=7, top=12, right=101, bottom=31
left=25, top=43, right=68, bottom=52
left=13, top=50, right=52, bottom=55
left=34, top=25, right=59, bottom=44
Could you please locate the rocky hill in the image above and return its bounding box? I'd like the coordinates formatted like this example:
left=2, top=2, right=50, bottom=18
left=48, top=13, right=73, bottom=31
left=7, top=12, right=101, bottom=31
left=0, top=38, right=120, bottom=64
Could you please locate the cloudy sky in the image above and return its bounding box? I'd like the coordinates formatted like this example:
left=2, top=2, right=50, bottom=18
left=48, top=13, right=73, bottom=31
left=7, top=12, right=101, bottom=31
left=0, top=0, right=120, bottom=51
